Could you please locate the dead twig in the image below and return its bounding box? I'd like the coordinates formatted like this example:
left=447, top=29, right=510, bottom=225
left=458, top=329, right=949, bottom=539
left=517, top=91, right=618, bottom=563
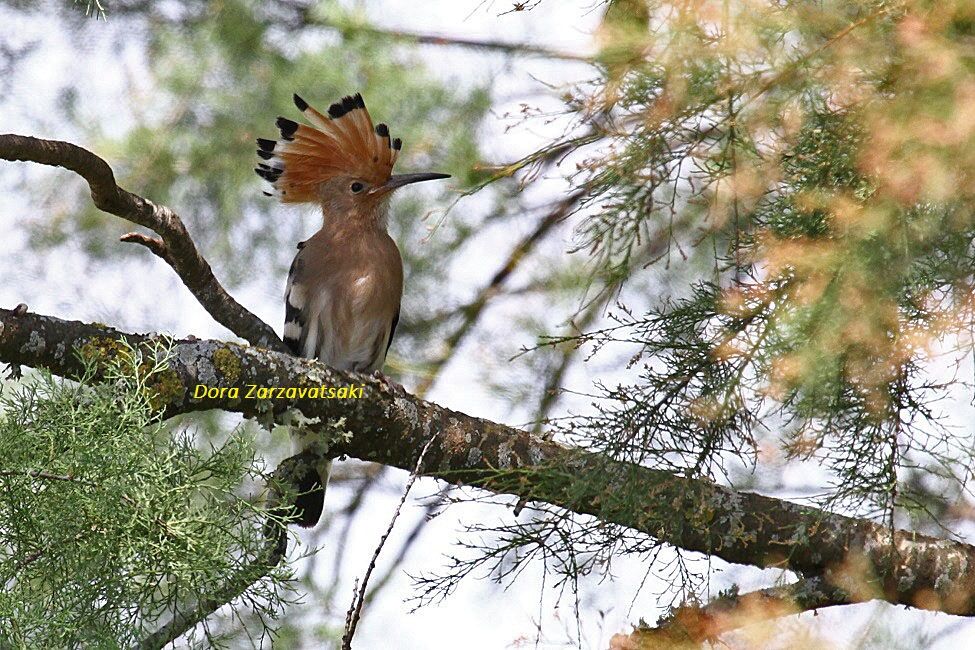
left=342, top=434, right=439, bottom=649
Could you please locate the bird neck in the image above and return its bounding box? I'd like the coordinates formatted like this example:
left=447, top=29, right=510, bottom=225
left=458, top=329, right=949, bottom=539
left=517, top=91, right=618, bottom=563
left=320, top=204, right=389, bottom=237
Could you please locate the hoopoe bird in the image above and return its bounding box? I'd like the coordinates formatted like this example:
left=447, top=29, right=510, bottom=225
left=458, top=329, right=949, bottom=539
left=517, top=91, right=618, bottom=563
left=256, top=92, right=449, bottom=527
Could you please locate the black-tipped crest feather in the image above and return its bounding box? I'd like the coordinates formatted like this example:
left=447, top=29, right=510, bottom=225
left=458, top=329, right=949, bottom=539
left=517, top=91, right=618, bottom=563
left=276, top=117, right=298, bottom=140
left=327, top=93, right=365, bottom=119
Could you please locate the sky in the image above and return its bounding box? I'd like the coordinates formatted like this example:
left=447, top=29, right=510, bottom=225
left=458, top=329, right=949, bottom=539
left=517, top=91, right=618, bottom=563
left=2, top=1, right=975, bottom=648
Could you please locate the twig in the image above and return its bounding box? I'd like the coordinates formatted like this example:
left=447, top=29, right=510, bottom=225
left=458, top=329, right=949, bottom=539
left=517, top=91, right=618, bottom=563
left=136, top=533, right=287, bottom=650
left=13, top=530, right=94, bottom=575
left=326, top=466, right=386, bottom=606
left=0, top=134, right=286, bottom=352
left=0, top=469, right=97, bottom=486
left=136, top=478, right=291, bottom=649
left=414, top=189, right=586, bottom=397
left=361, top=486, right=451, bottom=607
left=119, top=232, right=173, bottom=264
left=531, top=295, right=608, bottom=436
left=341, top=434, right=439, bottom=649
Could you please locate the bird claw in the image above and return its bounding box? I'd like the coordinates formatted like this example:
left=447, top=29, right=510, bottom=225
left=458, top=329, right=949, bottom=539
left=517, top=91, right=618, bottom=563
left=4, top=363, right=23, bottom=381
left=372, top=370, right=403, bottom=393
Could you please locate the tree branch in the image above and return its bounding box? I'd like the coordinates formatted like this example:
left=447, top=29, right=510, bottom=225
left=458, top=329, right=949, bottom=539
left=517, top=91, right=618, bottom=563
left=298, top=11, right=591, bottom=62
left=119, top=232, right=173, bottom=264
left=0, top=134, right=286, bottom=352
left=612, top=577, right=852, bottom=647
left=4, top=306, right=975, bottom=620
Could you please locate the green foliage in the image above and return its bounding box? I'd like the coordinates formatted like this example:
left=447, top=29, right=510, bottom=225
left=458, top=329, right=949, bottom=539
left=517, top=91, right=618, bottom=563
left=0, top=345, right=289, bottom=648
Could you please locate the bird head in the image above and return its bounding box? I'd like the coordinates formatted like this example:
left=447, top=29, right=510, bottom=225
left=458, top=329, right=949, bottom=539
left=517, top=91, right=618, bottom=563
left=256, top=93, right=449, bottom=218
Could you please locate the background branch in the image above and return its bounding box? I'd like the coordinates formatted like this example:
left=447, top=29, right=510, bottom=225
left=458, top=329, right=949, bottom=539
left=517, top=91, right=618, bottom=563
left=296, top=10, right=591, bottom=62
left=414, top=188, right=587, bottom=397
left=613, top=577, right=852, bottom=648
left=3, top=306, right=975, bottom=620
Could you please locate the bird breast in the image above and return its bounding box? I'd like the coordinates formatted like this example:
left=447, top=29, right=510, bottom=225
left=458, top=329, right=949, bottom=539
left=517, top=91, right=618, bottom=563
left=296, top=226, right=403, bottom=371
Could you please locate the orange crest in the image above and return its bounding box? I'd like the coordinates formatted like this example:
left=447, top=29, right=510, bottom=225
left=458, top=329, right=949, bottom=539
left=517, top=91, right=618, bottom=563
left=256, top=93, right=402, bottom=203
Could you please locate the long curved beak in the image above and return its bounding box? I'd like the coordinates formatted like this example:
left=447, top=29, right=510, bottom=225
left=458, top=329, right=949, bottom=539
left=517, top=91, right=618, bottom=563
left=372, top=172, right=451, bottom=195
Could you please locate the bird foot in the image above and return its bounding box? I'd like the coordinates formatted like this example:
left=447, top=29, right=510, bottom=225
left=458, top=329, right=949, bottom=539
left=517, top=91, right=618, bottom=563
left=372, top=370, right=404, bottom=394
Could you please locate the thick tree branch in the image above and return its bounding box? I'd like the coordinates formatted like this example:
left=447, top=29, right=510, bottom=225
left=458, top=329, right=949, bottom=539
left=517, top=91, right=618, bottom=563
left=4, top=307, right=975, bottom=620
left=0, top=134, right=286, bottom=352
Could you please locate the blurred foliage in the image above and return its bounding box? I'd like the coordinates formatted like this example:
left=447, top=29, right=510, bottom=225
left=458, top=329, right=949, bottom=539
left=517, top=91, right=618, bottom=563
left=532, top=0, right=975, bottom=516
left=43, top=0, right=489, bottom=276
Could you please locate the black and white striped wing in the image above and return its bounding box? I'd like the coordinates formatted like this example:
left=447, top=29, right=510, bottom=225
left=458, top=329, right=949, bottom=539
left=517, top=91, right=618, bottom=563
left=283, top=242, right=308, bottom=356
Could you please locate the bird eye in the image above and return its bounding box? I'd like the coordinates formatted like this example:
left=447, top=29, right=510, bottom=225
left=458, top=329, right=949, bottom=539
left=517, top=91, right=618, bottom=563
left=350, top=181, right=364, bottom=193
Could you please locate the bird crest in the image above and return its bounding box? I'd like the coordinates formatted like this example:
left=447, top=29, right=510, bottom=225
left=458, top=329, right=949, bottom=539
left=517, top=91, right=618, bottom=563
left=255, top=93, right=401, bottom=203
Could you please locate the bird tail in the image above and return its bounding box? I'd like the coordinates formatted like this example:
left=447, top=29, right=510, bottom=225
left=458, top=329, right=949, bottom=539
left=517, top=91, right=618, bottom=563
left=280, top=454, right=331, bottom=528
left=292, top=458, right=331, bottom=528
left=255, top=92, right=401, bottom=203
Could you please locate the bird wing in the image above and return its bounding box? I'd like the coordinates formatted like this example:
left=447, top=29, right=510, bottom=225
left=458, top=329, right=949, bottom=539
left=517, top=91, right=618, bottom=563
left=385, top=308, right=399, bottom=357
left=283, top=232, right=402, bottom=370
left=283, top=241, right=308, bottom=356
